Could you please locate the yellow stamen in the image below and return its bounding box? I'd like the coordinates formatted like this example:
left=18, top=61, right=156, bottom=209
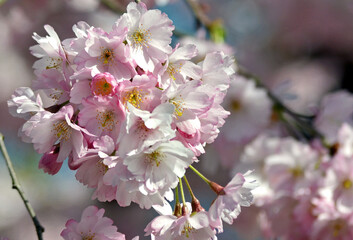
left=96, top=110, right=116, bottom=131
left=46, top=57, right=62, bottom=69
left=82, top=233, right=95, bottom=240
left=332, top=220, right=345, bottom=237
left=169, top=98, right=184, bottom=118
left=290, top=167, right=303, bottom=178
left=130, top=26, right=151, bottom=48
left=52, top=120, right=71, bottom=141
left=342, top=179, right=352, bottom=189
left=49, top=88, right=64, bottom=101
left=123, top=88, right=144, bottom=109
left=181, top=222, right=195, bottom=238
left=100, top=48, right=114, bottom=65
left=145, top=151, right=164, bottom=167
left=167, top=63, right=182, bottom=81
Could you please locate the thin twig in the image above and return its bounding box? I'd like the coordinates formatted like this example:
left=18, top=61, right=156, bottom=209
left=100, top=0, right=124, bottom=14
left=0, top=0, right=7, bottom=7
left=184, top=0, right=212, bottom=28
left=237, top=67, right=323, bottom=140
left=0, top=133, right=44, bottom=240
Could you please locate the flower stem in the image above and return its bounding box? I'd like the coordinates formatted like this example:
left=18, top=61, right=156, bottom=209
left=175, top=184, right=180, bottom=203
left=183, top=176, right=195, bottom=199
left=173, top=186, right=182, bottom=217
left=189, top=165, right=211, bottom=185
left=179, top=178, right=186, bottom=206
left=0, top=133, right=44, bottom=240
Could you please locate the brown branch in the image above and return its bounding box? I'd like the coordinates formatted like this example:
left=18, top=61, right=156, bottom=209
left=184, top=0, right=212, bottom=28
left=0, top=133, right=44, bottom=240
left=100, top=0, right=125, bottom=14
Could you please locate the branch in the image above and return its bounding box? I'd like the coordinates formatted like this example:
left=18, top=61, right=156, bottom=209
left=0, top=133, right=44, bottom=240
left=100, top=0, right=125, bottom=14
left=237, top=67, right=323, bottom=140
left=0, top=0, right=7, bottom=7
left=184, top=0, right=212, bottom=28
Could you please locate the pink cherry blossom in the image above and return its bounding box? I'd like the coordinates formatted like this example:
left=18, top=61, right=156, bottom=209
left=117, top=74, right=161, bottom=112
left=30, top=25, right=73, bottom=79
left=33, top=68, right=71, bottom=105
left=264, top=137, right=319, bottom=195
left=103, top=161, right=173, bottom=208
left=38, top=146, right=63, bottom=175
left=208, top=171, right=257, bottom=232
left=323, top=153, right=353, bottom=212
left=234, top=134, right=282, bottom=205
left=314, top=91, right=353, bottom=143
left=311, top=197, right=353, bottom=240
left=145, top=203, right=217, bottom=240
left=123, top=141, right=194, bottom=194
left=159, top=44, right=202, bottom=88
left=115, top=2, right=174, bottom=72
left=8, top=87, right=43, bottom=120
left=221, top=76, right=272, bottom=143
left=335, top=123, right=353, bottom=158
left=75, top=136, right=118, bottom=201
left=199, top=51, right=235, bottom=92
left=78, top=96, right=125, bottom=141
left=90, top=72, right=119, bottom=97
left=162, top=80, right=213, bottom=155
left=118, top=102, right=175, bottom=157
left=79, top=27, right=135, bottom=80
left=25, top=105, right=89, bottom=163
left=61, top=205, right=126, bottom=240
left=198, top=85, right=230, bottom=145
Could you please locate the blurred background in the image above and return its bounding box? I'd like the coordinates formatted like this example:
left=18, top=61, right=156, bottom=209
left=1, top=0, right=353, bottom=239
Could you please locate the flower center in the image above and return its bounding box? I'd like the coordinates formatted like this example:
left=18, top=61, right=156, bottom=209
left=96, top=160, right=109, bottom=175
left=131, top=27, right=151, bottom=48
left=91, top=78, right=113, bottom=96
left=46, top=57, right=63, bottom=69
left=96, top=110, right=116, bottom=131
left=145, top=151, right=164, bottom=167
left=100, top=48, right=114, bottom=65
left=342, top=179, right=352, bottom=189
left=290, top=167, right=303, bottom=178
left=82, top=233, right=95, bottom=240
left=170, top=98, right=184, bottom=118
left=332, top=219, right=345, bottom=237
left=52, top=120, right=71, bottom=141
left=123, top=88, right=144, bottom=109
left=181, top=222, right=196, bottom=238
left=167, top=63, right=182, bottom=81
left=49, top=88, right=64, bottom=101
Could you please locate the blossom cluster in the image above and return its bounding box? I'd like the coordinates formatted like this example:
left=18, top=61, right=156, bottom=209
left=224, top=90, right=353, bottom=240
left=8, top=2, right=256, bottom=239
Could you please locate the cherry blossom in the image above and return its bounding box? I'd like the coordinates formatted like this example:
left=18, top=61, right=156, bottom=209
left=115, top=2, right=174, bottom=72
left=208, top=171, right=257, bottom=232
left=145, top=203, right=217, bottom=240
left=61, top=205, right=126, bottom=240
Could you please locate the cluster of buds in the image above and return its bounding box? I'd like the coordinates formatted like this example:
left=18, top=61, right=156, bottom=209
left=8, top=2, right=256, bottom=239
